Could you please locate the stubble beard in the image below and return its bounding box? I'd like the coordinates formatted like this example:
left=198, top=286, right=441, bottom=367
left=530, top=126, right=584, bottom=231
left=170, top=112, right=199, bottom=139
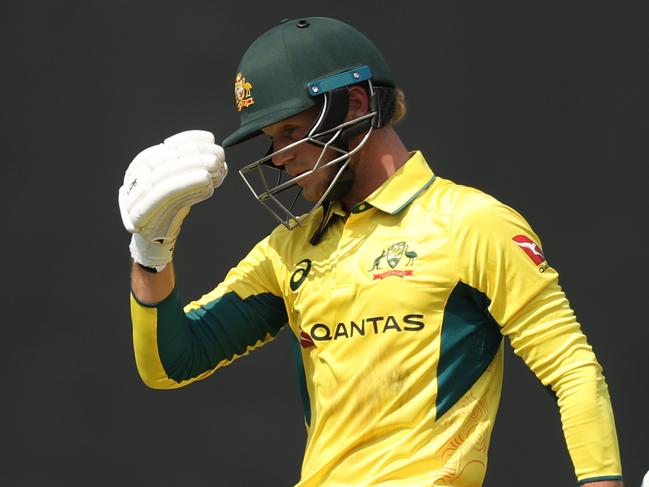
left=301, top=164, right=338, bottom=202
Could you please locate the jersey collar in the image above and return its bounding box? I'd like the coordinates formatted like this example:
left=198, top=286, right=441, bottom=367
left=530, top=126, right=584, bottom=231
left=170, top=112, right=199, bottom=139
left=333, top=151, right=435, bottom=216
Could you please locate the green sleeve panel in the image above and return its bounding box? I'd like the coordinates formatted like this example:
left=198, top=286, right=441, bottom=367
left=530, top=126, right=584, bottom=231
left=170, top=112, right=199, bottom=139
left=131, top=287, right=287, bottom=388
left=156, top=289, right=288, bottom=383
left=289, top=333, right=312, bottom=427
left=131, top=233, right=290, bottom=389
left=436, top=281, right=502, bottom=420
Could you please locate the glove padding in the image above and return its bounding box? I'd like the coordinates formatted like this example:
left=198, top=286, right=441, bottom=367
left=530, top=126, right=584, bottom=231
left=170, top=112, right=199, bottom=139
left=118, top=130, right=227, bottom=268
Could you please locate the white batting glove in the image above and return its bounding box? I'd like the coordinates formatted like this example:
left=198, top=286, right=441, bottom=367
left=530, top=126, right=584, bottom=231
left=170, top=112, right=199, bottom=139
left=118, top=130, right=227, bottom=269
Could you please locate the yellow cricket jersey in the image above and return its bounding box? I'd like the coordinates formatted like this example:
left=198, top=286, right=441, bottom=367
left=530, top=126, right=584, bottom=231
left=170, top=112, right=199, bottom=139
left=131, top=151, right=622, bottom=486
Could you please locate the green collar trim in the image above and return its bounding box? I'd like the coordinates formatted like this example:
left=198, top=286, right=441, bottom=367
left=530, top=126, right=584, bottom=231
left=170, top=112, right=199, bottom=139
left=390, top=174, right=436, bottom=214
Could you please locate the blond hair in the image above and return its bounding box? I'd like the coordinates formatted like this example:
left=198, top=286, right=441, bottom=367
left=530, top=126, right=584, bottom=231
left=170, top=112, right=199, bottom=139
left=389, top=87, right=406, bottom=125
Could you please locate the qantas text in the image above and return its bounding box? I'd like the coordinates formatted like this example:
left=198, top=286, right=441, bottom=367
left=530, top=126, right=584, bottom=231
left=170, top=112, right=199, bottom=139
left=308, top=314, right=425, bottom=341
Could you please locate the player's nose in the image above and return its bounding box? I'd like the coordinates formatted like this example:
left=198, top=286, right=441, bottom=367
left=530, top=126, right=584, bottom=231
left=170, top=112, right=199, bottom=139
left=271, top=145, right=295, bottom=167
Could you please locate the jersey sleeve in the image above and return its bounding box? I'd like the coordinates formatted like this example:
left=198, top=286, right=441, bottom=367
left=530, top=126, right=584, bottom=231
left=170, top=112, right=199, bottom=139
left=450, top=189, right=623, bottom=484
left=131, top=234, right=288, bottom=390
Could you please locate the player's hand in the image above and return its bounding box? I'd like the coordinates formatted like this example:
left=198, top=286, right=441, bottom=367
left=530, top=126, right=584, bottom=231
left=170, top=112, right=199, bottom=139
left=118, top=130, right=227, bottom=269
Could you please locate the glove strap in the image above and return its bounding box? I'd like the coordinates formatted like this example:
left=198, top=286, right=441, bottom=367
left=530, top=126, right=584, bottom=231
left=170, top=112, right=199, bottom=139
left=130, top=233, right=174, bottom=270
left=136, top=262, right=166, bottom=273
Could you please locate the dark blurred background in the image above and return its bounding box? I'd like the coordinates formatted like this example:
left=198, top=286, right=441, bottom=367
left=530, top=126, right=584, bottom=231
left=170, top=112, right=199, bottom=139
left=2, top=1, right=647, bottom=485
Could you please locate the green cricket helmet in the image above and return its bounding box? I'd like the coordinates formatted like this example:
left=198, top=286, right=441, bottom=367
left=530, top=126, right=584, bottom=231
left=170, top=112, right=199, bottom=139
left=223, top=17, right=396, bottom=237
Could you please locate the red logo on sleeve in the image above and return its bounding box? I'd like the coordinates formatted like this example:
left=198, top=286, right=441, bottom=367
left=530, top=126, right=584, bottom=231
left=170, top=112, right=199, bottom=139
left=512, top=235, right=546, bottom=265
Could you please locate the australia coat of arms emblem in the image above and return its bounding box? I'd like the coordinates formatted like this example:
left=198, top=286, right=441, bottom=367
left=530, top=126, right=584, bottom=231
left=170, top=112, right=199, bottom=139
left=234, top=73, right=254, bottom=111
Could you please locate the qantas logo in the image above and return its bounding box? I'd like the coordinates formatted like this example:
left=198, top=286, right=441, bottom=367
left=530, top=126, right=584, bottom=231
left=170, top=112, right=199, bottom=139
left=299, top=331, right=315, bottom=349
left=512, top=235, right=546, bottom=265
left=297, top=313, right=426, bottom=349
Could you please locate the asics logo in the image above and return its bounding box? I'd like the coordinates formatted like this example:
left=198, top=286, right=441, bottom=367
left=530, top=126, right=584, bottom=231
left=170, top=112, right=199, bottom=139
left=290, top=259, right=312, bottom=291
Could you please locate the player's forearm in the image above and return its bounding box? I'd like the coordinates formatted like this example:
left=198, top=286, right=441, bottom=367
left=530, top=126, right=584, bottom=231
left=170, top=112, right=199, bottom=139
left=131, top=261, right=175, bottom=304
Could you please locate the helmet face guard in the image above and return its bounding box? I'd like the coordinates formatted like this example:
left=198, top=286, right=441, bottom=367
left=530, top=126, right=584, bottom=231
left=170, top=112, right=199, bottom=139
left=238, top=70, right=379, bottom=230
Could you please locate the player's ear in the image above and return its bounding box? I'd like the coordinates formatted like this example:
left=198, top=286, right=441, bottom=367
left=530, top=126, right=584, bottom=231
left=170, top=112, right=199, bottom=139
left=346, top=85, right=370, bottom=119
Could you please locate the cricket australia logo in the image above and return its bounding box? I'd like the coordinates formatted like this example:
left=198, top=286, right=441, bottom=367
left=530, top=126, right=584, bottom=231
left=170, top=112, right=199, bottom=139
left=369, top=241, right=418, bottom=280
left=234, top=73, right=254, bottom=111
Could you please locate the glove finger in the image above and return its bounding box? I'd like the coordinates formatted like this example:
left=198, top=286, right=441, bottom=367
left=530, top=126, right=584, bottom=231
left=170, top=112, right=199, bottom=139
left=198, top=142, right=224, bottom=157
left=172, top=141, right=223, bottom=156
left=143, top=205, right=193, bottom=243
left=118, top=185, right=137, bottom=233
left=153, top=183, right=215, bottom=216
left=124, top=145, right=160, bottom=182
left=211, top=160, right=228, bottom=188
left=135, top=185, right=214, bottom=233
left=143, top=186, right=213, bottom=238
left=130, top=145, right=161, bottom=166
left=164, top=130, right=215, bottom=145
left=120, top=163, right=153, bottom=212
left=126, top=132, right=218, bottom=178
left=157, top=141, right=225, bottom=165
left=135, top=140, right=217, bottom=171
left=151, top=154, right=225, bottom=185
left=130, top=169, right=212, bottom=228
